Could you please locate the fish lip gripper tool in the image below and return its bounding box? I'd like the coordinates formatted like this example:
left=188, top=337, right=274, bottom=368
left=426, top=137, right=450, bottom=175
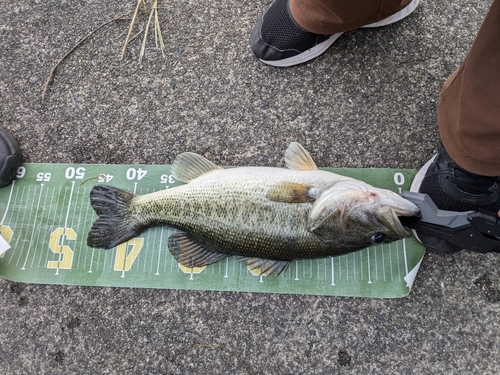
left=400, top=191, right=500, bottom=254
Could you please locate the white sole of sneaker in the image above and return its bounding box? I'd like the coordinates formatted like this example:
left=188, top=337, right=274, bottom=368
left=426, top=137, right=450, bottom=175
left=363, top=0, right=420, bottom=28
left=259, top=0, right=420, bottom=67
left=260, top=33, right=343, bottom=67
left=409, top=152, right=437, bottom=244
left=410, top=153, right=437, bottom=193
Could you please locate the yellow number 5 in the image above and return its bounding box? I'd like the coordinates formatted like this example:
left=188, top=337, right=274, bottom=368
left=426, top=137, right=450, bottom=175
left=47, top=228, right=76, bottom=269
left=0, top=225, right=13, bottom=259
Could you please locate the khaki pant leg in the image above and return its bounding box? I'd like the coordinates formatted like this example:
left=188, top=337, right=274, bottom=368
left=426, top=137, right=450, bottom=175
left=438, top=0, right=500, bottom=176
left=290, top=0, right=412, bottom=34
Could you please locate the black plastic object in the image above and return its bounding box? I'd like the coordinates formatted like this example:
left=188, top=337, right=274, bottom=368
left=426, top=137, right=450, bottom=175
left=400, top=192, right=500, bottom=254
left=0, top=126, right=21, bottom=188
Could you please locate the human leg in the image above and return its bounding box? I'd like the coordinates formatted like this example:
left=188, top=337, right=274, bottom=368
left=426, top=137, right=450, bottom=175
left=436, top=0, right=500, bottom=177
left=412, top=0, right=500, bottom=252
left=291, top=0, right=413, bottom=35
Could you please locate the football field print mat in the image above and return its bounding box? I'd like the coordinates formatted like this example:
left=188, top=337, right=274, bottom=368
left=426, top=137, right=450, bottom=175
left=0, top=163, right=425, bottom=298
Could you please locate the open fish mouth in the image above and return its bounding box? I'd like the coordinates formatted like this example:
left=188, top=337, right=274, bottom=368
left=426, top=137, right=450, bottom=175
left=392, top=209, right=414, bottom=238
left=393, top=203, right=423, bottom=237
left=374, top=192, right=420, bottom=238
left=373, top=207, right=412, bottom=238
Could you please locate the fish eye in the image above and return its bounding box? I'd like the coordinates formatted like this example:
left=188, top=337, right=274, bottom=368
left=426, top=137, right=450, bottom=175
left=371, top=233, right=386, bottom=244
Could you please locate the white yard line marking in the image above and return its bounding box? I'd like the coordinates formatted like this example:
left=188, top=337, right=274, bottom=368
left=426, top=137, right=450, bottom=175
left=330, top=257, right=335, bottom=286
left=156, top=228, right=164, bottom=276
left=88, top=248, right=95, bottom=273
left=0, top=180, right=15, bottom=225
left=1, top=182, right=21, bottom=265
left=10, top=185, right=28, bottom=266
left=77, top=189, right=91, bottom=270
left=396, top=241, right=401, bottom=281
left=30, top=186, right=50, bottom=269
left=55, top=181, right=75, bottom=275
left=403, top=238, right=409, bottom=276
left=21, top=184, right=45, bottom=270
left=389, top=244, right=394, bottom=282
left=41, top=187, right=58, bottom=269
left=382, top=244, right=386, bottom=281
left=367, top=248, right=372, bottom=284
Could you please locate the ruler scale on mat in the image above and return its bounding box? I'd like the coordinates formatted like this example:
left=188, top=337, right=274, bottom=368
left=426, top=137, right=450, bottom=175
left=0, top=163, right=425, bottom=298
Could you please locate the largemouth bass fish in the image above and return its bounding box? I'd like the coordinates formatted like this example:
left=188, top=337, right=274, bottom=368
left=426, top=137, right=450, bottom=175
left=87, top=142, right=419, bottom=276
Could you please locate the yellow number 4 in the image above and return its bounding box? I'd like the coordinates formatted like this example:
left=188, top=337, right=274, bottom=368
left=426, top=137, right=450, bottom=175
left=114, top=238, right=144, bottom=272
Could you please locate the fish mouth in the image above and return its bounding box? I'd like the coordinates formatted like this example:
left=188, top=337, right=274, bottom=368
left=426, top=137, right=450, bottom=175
left=377, top=205, right=420, bottom=238
left=392, top=206, right=424, bottom=237
left=392, top=210, right=414, bottom=238
left=375, top=191, right=420, bottom=237
left=393, top=198, right=421, bottom=235
left=397, top=212, right=422, bottom=230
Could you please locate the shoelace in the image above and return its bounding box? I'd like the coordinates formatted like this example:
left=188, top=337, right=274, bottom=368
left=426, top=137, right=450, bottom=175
left=448, top=165, right=500, bottom=195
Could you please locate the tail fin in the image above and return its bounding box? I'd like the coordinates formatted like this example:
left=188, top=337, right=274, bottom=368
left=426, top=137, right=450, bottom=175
left=87, top=185, right=142, bottom=249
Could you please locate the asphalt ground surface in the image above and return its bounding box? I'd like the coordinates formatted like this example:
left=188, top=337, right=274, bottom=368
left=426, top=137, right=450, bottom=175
left=1, top=0, right=499, bottom=373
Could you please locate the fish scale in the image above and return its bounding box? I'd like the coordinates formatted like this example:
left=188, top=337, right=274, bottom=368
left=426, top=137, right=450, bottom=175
left=131, top=172, right=332, bottom=260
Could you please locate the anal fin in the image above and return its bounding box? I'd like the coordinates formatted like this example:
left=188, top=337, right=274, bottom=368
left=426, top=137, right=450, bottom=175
left=168, top=232, right=229, bottom=268
left=239, top=257, right=290, bottom=277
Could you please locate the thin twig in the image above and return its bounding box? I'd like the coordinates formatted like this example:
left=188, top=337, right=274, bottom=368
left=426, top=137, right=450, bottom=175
left=129, top=29, right=144, bottom=44
left=154, top=0, right=165, bottom=55
left=42, top=12, right=131, bottom=100
left=121, top=0, right=145, bottom=60
left=139, top=0, right=156, bottom=64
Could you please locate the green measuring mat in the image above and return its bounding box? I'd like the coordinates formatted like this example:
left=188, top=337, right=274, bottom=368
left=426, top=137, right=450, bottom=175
left=0, top=163, right=425, bottom=298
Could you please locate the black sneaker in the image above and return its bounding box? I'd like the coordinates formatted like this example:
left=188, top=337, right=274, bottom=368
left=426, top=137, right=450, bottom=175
left=0, top=126, right=21, bottom=188
left=250, top=0, right=420, bottom=67
left=410, top=144, right=500, bottom=253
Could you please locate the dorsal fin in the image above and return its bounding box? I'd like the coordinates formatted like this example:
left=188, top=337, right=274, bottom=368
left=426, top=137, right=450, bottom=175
left=284, top=142, right=318, bottom=171
left=171, top=152, right=223, bottom=183
left=168, top=231, right=229, bottom=268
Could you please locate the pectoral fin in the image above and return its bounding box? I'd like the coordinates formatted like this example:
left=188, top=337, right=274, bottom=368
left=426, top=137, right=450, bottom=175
left=284, top=142, right=318, bottom=171
left=266, top=181, right=316, bottom=203
left=171, top=152, right=223, bottom=183
left=168, top=232, right=229, bottom=268
left=239, top=257, right=290, bottom=276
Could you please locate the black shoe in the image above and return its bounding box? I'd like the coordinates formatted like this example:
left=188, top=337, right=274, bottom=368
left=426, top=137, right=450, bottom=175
left=0, top=126, right=21, bottom=188
left=412, top=145, right=500, bottom=214
left=411, top=145, right=500, bottom=253
left=250, top=0, right=337, bottom=67
left=250, top=0, right=420, bottom=67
